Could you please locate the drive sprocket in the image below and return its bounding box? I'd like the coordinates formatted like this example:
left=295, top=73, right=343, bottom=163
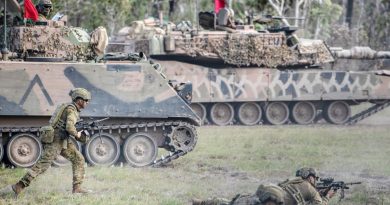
left=166, top=122, right=198, bottom=152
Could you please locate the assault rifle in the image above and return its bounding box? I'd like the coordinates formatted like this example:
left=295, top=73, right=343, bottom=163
left=75, top=117, right=109, bottom=138
left=316, top=177, right=362, bottom=201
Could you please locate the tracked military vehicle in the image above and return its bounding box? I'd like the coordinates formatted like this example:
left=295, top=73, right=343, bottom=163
left=108, top=12, right=390, bottom=126
left=0, top=0, right=199, bottom=168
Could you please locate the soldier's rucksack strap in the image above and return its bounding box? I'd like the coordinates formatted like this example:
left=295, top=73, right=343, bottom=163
left=283, top=184, right=305, bottom=205
left=279, top=178, right=305, bottom=205
left=278, top=177, right=305, bottom=205
left=278, top=177, right=305, bottom=186
left=49, top=103, right=76, bottom=129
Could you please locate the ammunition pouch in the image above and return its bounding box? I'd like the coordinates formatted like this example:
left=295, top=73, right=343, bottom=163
left=39, top=125, right=54, bottom=144
left=59, top=130, right=69, bottom=140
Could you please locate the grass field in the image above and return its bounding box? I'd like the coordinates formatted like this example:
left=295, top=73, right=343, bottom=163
left=0, top=124, right=389, bottom=205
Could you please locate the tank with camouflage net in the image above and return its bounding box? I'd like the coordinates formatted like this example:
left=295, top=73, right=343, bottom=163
left=0, top=0, right=199, bottom=168
left=107, top=13, right=390, bottom=126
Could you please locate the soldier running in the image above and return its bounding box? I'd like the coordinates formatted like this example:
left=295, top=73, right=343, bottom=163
left=3, top=88, right=92, bottom=196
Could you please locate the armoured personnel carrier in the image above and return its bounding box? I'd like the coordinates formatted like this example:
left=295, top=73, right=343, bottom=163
left=0, top=0, right=199, bottom=168
left=108, top=13, right=390, bottom=126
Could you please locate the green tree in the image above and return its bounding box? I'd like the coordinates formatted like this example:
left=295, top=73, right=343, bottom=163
left=363, top=0, right=390, bottom=49
left=52, top=0, right=147, bottom=35
left=306, top=0, right=342, bottom=39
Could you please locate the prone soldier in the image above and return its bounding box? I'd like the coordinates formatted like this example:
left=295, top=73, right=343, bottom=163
left=192, top=184, right=285, bottom=205
left=278, top=167, right=336, bottom=205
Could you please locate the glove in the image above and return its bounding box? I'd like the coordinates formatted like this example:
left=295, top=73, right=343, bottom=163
left=76, top=130, right=90, bottom=143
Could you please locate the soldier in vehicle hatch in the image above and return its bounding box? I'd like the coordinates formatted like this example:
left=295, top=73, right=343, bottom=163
left=192, top=184, right=285, bottom=205
left=1, top=88, right=92, bottom=196
left=217, top=0, right=236, bottom=29
left=278, top=167, right=336, bottom=205
left=36, top=0, right=53, bottom=21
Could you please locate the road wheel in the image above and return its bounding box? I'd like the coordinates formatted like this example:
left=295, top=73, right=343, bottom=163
left=324, top=101, right=351, bottom=124
left=85, top=133, right=120, bottom=166
left=265, top=102, right=289, bottom=125
left=122, top=133, right=158, bottom=167
left=52, top=138, right=82, bottom=167
left=190, top=103, right=206, bottom=123
left=210, top=103, right=234, bottom=126
left=6, top=133, right=42, bottom=168
left=237, top=102, right=262, bottom=125
left=291, top=101, right=316, bottom=125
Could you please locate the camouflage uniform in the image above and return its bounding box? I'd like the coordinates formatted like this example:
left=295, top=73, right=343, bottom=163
left=19, top=103, right=85, bottom=188
left=193, top=195, right=258, bottom=205
left=278, top=176, right=329, bottom=205
left=193, top=184, right=284, bottom=205
left=10, top=88, right=91, bottom=195
left=192, top=197, right=230, bottom=205
left=38, top=13, right=48, bottom=21
left=36, top=0, right=52, bottom=21
left=230, top=194, right=262, bottom=205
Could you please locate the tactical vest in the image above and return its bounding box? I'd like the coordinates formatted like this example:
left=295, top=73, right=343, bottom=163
left=278, top=178, right=306, bottom=205
left=49, top=103, right=77, bottom=131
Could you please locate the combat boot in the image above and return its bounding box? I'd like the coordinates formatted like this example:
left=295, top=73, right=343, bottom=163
left=72, top=184, right=91, bottom=194
left=11, top=181, right=25, bottom=196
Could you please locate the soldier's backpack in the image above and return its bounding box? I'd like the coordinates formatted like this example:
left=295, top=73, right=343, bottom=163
left=49, top=103, right=76, bottom=128
left=255, top=184, right=284, bottom=205
left=39, top=125, right=54, bottom=143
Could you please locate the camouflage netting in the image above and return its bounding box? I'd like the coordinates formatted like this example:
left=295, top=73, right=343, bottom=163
left=8, top=26, right=95, bottom=60
left=173, top=33, right=334, bottom=68
left=296, top=39, right=334, bottom=64
left=173, top=33, right=299, bottom=67
left=135, top=39, right=151, bottom=55
left=208, top=34, right=299, bottom=67
left=112, top=19, right=336, bottom=68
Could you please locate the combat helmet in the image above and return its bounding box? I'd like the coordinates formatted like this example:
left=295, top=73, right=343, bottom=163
left=69, top=88, right=91, bottom=101
left=36, top=0, right=53, bottom=17
left=256, top=184, right=284, bottom=204
left=296, top=167, right=319, bottom=179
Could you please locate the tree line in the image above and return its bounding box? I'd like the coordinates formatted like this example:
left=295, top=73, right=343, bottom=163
left=46, top=0, right=389, bottom=50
